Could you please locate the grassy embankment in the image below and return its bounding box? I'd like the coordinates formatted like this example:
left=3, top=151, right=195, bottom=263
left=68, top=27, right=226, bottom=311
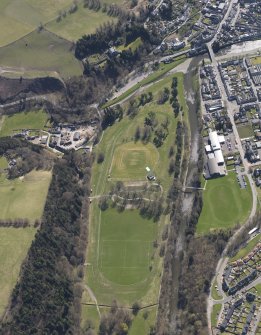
left=103, top=56, right=187, bottom=108
left=197, top=172, right=252, bottom=234
left=82, top=71, right=188, bottom=332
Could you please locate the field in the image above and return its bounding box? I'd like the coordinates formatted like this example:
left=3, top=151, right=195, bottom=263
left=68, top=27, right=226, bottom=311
left=0, top=170, right=52, bottom=222
left=237, top=124, right=254, bottom=139
left=46, top=3, right=117, bottom=42
left=0, top=227, right=36, bottom=316
left=110, top=142, right=159, bottom=181
left=197, top=172, right=252, bottom=234
left=0, top=29, right=82, bottom=78
left=250, top=56, right=261, bottom=66
left=82, top=71, right=188, bottom=330
left=0, top=110, right=48, bottom=137
left=0, top=0, right=74, bottom=47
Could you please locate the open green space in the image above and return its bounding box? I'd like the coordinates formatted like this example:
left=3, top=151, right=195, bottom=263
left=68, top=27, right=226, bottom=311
left=211, top=304, right=222, bottom=327
left=0, top=110, right=48, bottom=137
left=250, top=56, right=261, bottom=66
left=197, top=172, right=252, bottom=234
left=230, top=233, right=260, bottom=262
left=118, top=37, right=142, bottom=52
left=0, top=170, right=52, bottom=223
left=47, top=3, right=117, bottom=42
left=83, top=72, right=188, bottom=330
left=129, top=306, right=157, bottom=335
left=0, top=0, right=73, bottom=47
left=110, top=142, right=159, bottom=181
left=103, top=56, right=186, bottom=107
left=99, top=208, right=156, bottom=285
left=211, top=277, right=222, bottom=300
left=0, top=227, right=36, bottom=316
left=0, top=29, right=82, bottom=78
left=237, top=124, right=254, bottom=139
left=0, top=156, right=8, bottom=170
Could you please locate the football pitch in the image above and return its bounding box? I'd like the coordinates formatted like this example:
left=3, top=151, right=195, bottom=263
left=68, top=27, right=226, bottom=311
left=197, top=172, right=252, bottom=234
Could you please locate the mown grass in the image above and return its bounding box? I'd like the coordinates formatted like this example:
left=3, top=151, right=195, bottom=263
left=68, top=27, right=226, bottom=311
left=0, top=156, right=8, bottom=169
left=230, top=233, right=260, bottom=262
left=0, top=110, right=48, bottom=137
left=237, top=124, right=254, bottom=139
left=47, top=3, right=117, bottom=42
left=211, top=277, right=222, bottom=301
left=0, top=227, right=36, bottom=316
left=0, top=29, right=82, bottom=78
left=0, top=170, right=52, bottom=222
left=211, top=303, right=222, bottom=327
left=197, top=172, right=252, bottom=234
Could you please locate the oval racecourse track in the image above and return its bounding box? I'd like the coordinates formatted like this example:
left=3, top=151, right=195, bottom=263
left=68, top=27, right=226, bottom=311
left=110, top=142, right=159, bottom=181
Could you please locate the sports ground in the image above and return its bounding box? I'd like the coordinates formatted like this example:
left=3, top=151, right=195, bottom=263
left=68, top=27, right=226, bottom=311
left=82, top=70, right=188, bottom=332
left=197, top=172, right=252, bottom=234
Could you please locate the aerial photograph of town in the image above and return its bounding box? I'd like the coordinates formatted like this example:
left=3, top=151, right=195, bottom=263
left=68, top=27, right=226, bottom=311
left=0, top=0, right=260, bottom=334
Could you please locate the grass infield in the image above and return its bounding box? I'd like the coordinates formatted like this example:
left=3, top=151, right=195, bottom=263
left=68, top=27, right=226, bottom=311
left=110, top=142, right=159, bottom=181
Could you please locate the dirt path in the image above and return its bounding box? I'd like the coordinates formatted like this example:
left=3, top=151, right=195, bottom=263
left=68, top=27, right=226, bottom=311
left=84, top=284, right=101, bottom=318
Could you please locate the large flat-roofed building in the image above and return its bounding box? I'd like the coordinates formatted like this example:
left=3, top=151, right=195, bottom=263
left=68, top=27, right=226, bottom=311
left=209, top=130, right=221, bottom=151
left=214, top=149, right=225, bottom=165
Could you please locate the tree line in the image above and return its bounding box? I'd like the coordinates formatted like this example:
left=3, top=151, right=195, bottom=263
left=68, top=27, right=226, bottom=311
left=0, top=151, right=92, bottom=335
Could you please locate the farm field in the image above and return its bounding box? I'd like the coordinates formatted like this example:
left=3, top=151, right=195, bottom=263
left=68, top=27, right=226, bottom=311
left=0, top=110, right=48, bottom=137
left=0, top=170, right=52, bottom=223
left=0, top=29, right=82, bottom=78
left=0, top=0, right=73, bottom=47
left=197, top=172, right=252, bottom=234
left=0, top=227, right=36, bottom=316
left=47, top=3, right=117, bottom=42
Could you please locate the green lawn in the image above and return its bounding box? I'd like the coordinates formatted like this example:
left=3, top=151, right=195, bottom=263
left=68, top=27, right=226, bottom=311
left=0, top=0, right=73, bottom=47
left=0, top=29, right=82, bottom=78
left=237, top=124, right=254, bottom=139
left=230, top=233, right=260, bottom=262
left=110, top=142, right=159, bottom=181
left=0, top=110, right=48, bottom=137
left=0, top=227, right=36, bottom=316
left=0, top=156, right=8, bottom=169
left=211, top=277, right=222, bottom=300
left=211, top=304, right=222, bottom=327
left=0, top=170, right=52, bottom=222
left=197, top=172, right=253, bottom=234
left=118, top=38, right=142, bottom=52
left=47, top=3, right=117, bottom=42
left=129, top=306, right=157, bottom=335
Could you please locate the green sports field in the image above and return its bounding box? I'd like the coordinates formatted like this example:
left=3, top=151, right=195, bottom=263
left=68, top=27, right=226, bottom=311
left=0, top=110, right=48, bottom=137
left=197, top=173, right=252, bottom=234
left=0, top=170, right=52, bottom=222
left=0, top=29, right=82, bottom=78
left=99, top=209, right=156, bottom=285
left=0, top=227, right=36, bottom=316
left=110, top=142, right=159, bottom=181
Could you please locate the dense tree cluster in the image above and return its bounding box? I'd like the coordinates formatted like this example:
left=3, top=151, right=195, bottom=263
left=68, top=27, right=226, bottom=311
left=0, top=151, right=92, bottom=335
left=0, top=137, right=54, bottom=179
left=101, top=105, right=123, bottom=129
left=170, top=77, right=180, bottom=117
